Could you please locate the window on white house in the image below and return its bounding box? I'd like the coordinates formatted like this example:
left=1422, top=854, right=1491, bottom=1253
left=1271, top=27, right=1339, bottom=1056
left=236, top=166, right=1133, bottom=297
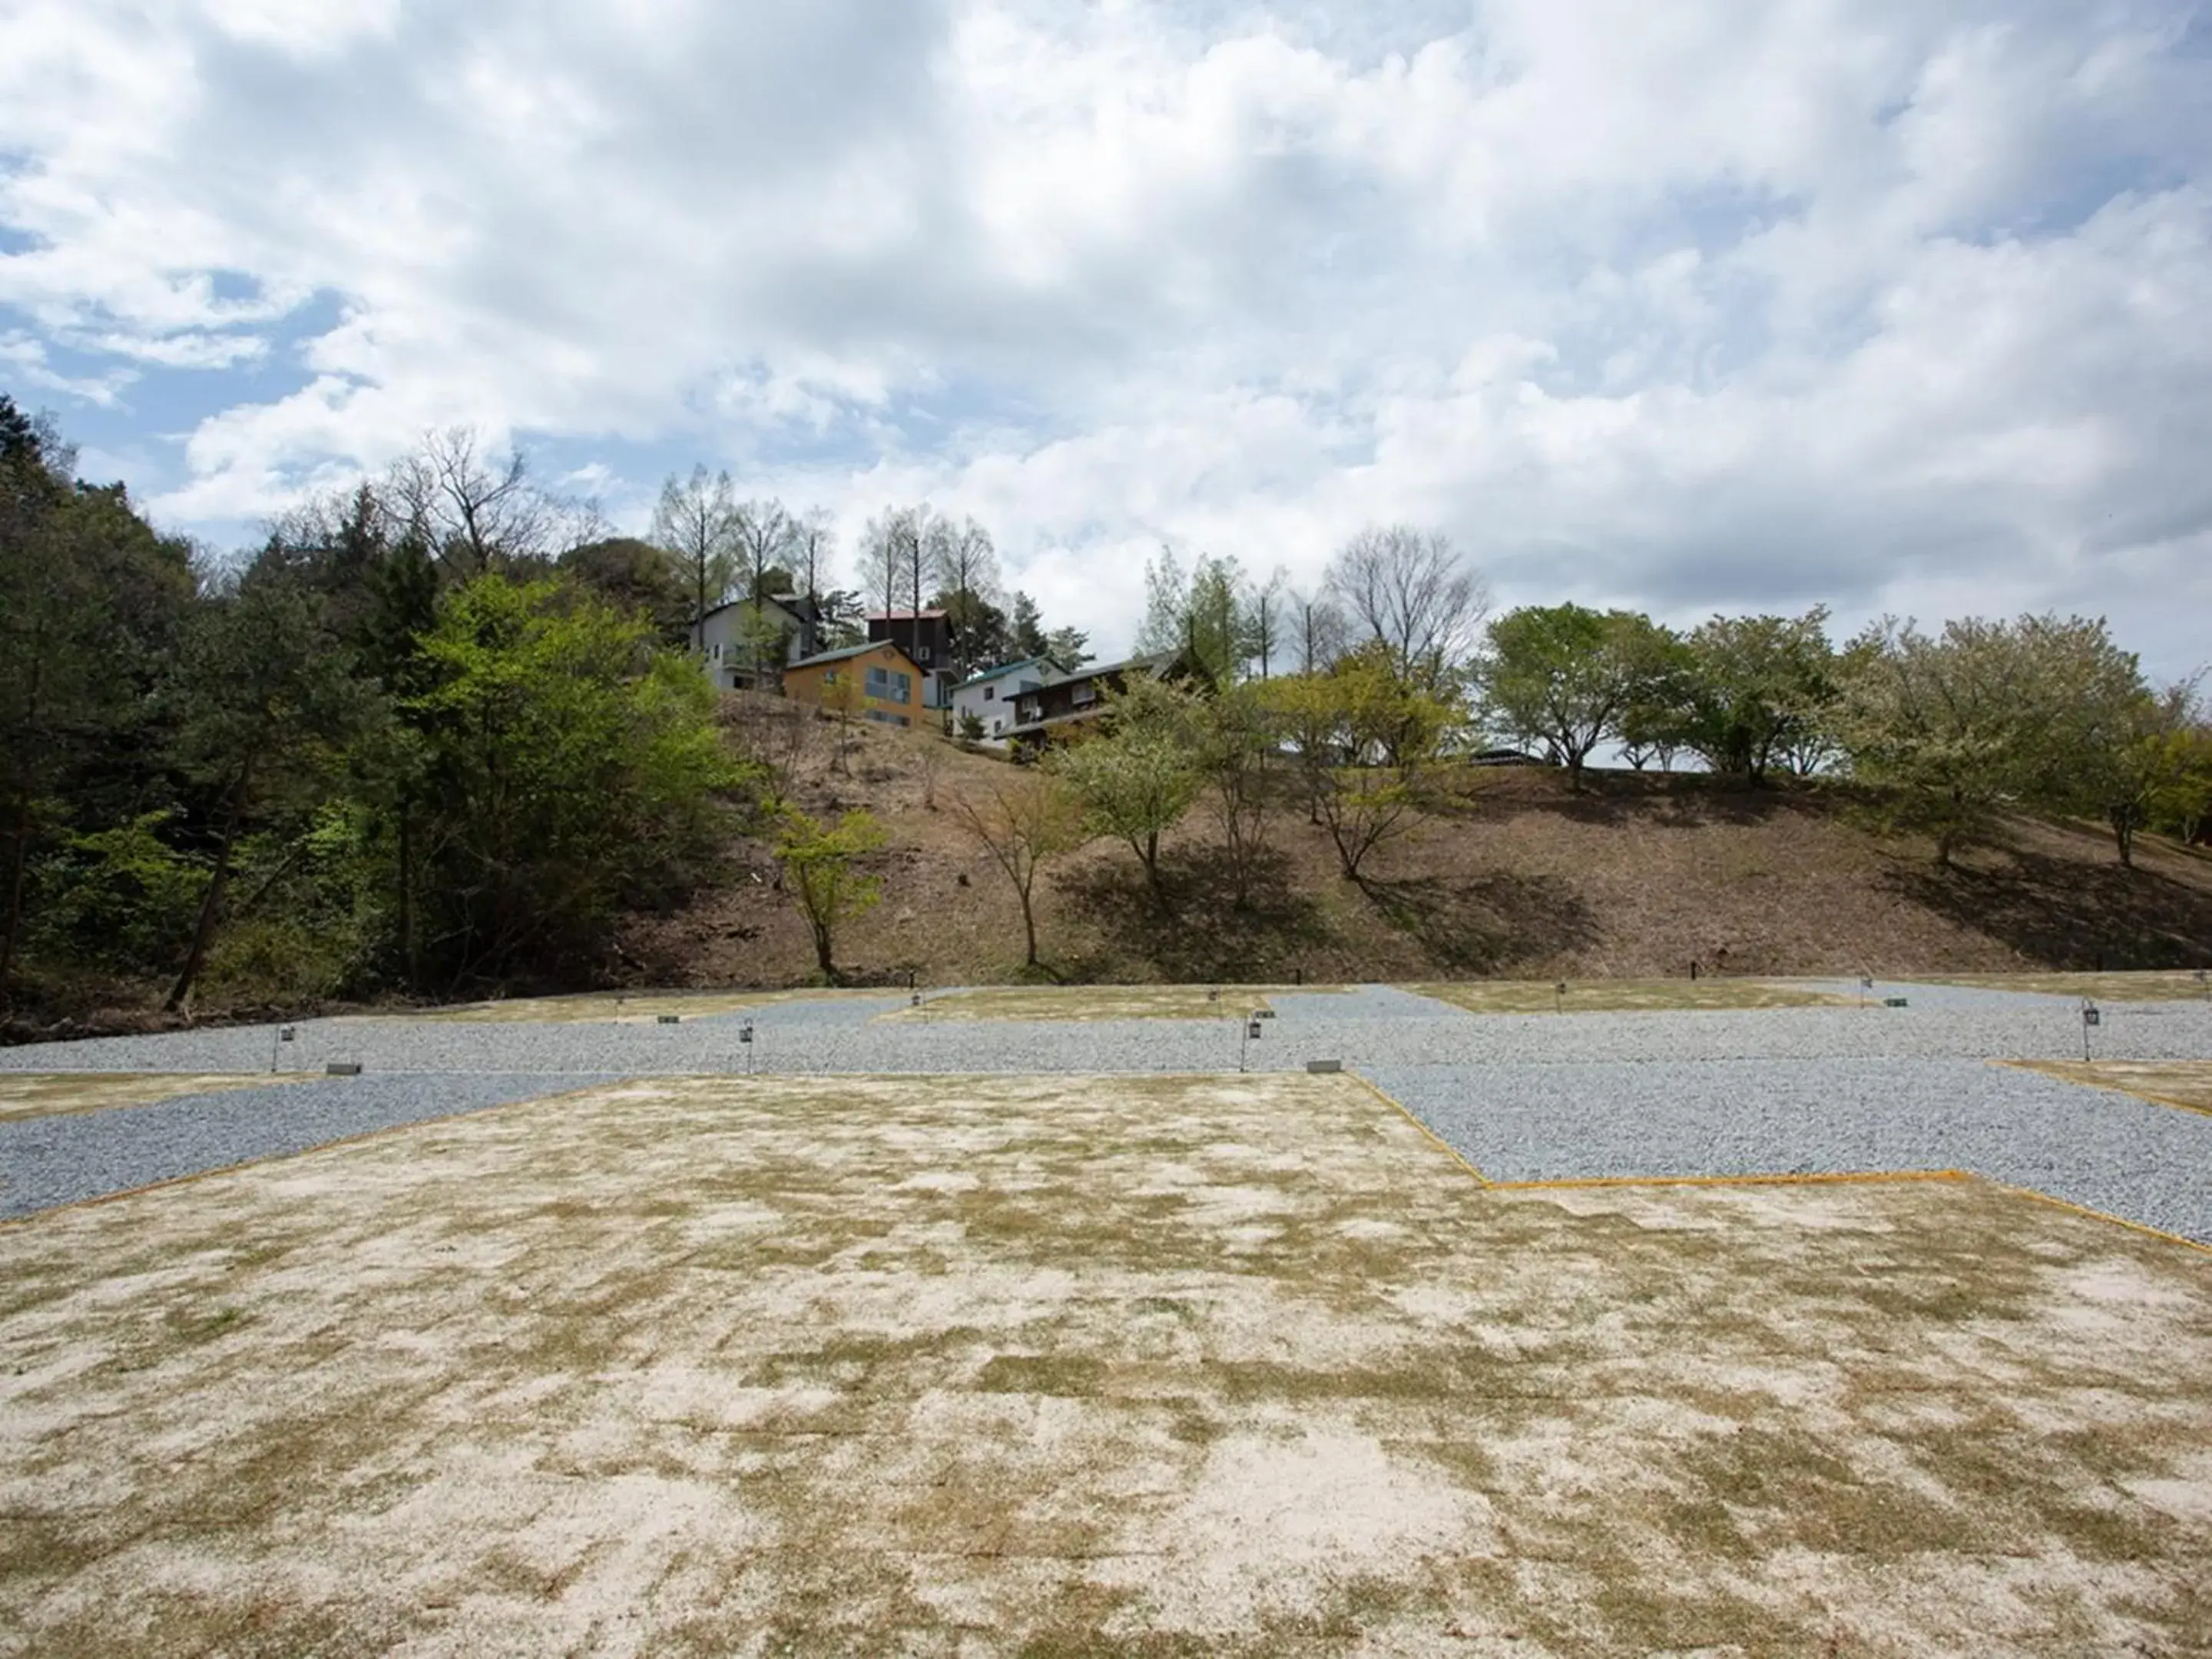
left=983, top=685, right=994, bottom=700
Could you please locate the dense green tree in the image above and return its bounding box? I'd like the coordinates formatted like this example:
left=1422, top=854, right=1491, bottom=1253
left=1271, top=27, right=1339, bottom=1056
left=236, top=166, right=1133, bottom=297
left=1478, top=605, right=1679, bottom=786
left=1045, top=624, right=1093, bottom=672
left=404, top=576, right=747, bottom=985
left=561, top=536, right=693, bottom=641
left=1, top=404, right=196, bottom=1004
left=1675, top=608, right=1840, bottom=784
left=164, top=559, right=366, bottom=1011
left=1838, top=614, right=2145, bottom=868
left=1008, top=591, right=1050, bottom=660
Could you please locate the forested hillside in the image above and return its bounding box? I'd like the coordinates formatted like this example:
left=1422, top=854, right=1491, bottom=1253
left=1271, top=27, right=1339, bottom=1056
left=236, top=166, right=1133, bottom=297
left=5, top=392, right=2210, bottom=1037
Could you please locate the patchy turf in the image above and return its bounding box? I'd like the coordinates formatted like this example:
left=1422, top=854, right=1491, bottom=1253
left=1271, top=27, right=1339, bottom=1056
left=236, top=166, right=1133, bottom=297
left=2, top=1072, right=2208, bottom=1654
left=0, top=1073, right=294, bottom=1125
left=404, top=988, right=893, bottom=1024
left=2012, top=1060, right=2212, bottom=1119
left=1405, top=977, right=1856, bottom=1015
left=1933, top=971, right=2212, bottom=1003
left=881, top=985, right=1327, bottom=1022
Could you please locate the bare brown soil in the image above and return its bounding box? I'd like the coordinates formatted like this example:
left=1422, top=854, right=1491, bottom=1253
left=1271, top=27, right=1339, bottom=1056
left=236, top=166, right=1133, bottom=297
left=3, top=1073, right=2207, bottom=1654
left=619, top=705, right=2212, bottom=990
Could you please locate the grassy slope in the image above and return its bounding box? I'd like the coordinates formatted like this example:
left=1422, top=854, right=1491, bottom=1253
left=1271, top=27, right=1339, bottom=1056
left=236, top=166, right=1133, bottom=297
left=615, top=701, right=2212, bottom=988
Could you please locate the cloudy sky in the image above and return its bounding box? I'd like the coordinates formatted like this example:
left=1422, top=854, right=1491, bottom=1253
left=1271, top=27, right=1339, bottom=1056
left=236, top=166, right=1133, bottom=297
left=4, top=0, right=2209, bottom=672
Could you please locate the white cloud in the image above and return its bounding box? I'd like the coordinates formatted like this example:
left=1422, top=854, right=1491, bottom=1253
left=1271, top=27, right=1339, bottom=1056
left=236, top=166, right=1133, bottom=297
left=0, top=0, right=2207, bottom=674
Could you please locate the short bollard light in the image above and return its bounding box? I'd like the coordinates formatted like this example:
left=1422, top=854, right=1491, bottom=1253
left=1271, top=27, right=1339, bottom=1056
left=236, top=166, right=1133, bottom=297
left=911, top=992, right=922, bottom=1008
left=1554, top=980, right=1568, bottom=1012
left=737, top=1019, right=757, bottom=1075
left=2081, top=999, right=2101, bottom=1063
left=270, top=1024, right=297, bottom=1073
left=1240, top=1012, right=1263, bottom=1073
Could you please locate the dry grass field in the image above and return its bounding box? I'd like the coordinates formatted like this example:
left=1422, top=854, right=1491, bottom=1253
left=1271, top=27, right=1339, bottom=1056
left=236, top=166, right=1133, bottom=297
left=407, top=988, right=894, bottom=1024
left=2014, top=1060, right=2212, bottom=1118
left=1936, top=971, right=2212, bottom=1003
left=1404, top=979, right=1855, bottom=1015
left=0, top=1072, right=293, bottom=1125
left=4, top=1071, right=2209, bottom=1654
left=882, top=986, right=1332, bottom=1022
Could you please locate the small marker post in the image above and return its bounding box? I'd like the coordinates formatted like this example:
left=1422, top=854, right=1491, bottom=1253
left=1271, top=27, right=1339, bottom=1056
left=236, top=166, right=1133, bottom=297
left=738, top=1020, right=756, bottom=1075
left=270, top=1025, right=296, bottom=1074
left=2081, top=999, right=2101, bottom=1064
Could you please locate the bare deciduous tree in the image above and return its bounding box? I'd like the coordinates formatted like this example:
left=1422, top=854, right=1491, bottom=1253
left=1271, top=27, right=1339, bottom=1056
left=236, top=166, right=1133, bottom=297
left=1243, top=567, right=1287, bottom=679
left=650, top=465, right=740, bottom=646
left=389, top=427, right=558, bottom=578
left=1289, top=588, right=1349, bottom=675
left=931, top=514, right=998, bottom=603
left=856, top=507, right=911, bottom=618
left=952, top=773, right=1089, bottom=969
left=733, top=498, right=793, bottom=599
left=791, top=506, right=836, bottom=605
left=1325, top=524, right=1489, bottom=684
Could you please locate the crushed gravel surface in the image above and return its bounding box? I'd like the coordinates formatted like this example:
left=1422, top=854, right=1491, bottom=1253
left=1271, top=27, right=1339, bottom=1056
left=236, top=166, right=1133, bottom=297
left=2, top=983, right=2206, bottom=1236
left=0, top=1073, right=611, bottom=1220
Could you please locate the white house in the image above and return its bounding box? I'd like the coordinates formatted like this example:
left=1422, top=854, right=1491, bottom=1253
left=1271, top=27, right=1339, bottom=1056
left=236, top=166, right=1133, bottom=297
left=694, top=593, right=820, bottom=692
left=949, top=657, right=1061, bottom=746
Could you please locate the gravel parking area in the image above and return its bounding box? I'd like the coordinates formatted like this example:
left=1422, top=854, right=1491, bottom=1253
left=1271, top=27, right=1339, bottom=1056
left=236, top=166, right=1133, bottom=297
left=5, top=990, right=2208, bottom=1075
left=0, top=1074, right=610, bottom=1220
left=1368, top=1057, right=2212, bottom=1244
left=3, top=985, right=2207, bottom=1234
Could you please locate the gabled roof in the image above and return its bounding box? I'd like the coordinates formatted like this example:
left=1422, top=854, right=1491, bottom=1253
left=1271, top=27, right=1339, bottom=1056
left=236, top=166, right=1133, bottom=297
left=1032, top=650, right=1181, bottom=688
left=954, top=656, right=1060, bottom=692
left=789, top=639, right=919, bottom=671
left=700, top=591, right=809, bottom=625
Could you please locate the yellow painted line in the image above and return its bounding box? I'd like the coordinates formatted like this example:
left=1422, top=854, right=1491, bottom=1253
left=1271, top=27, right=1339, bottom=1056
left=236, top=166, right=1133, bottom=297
left=1339, top=1070, right=1495, bottom=1186
left=1489, top=1169, right=1970, bottom=1193
left=1338, top=1070, right=2211, bottom=1259
left=0, top=1079, right=620, bottom=1231
left=1976, top=1179, right=2212, bottom=1260
left=1996, top=1060, right=2212, bottom=1121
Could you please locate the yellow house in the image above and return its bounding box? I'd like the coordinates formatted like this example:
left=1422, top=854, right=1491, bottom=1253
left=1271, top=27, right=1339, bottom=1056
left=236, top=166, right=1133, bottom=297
left=783, top=639, right=926, bottom=727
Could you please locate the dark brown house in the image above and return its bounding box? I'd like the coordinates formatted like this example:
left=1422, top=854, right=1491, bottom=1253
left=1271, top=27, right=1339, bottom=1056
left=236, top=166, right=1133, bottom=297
left=1005, top=651, right=1196, bottom=757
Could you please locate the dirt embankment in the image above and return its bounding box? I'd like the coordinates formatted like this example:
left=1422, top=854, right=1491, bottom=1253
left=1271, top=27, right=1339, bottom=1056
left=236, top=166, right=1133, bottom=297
left=13, top=703, right=2210, bottom=1038
left=619, top=706, right=2212, bottom=991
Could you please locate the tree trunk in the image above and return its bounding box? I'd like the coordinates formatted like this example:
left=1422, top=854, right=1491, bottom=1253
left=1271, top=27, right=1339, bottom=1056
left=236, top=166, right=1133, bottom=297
left=166, top=816, right=243, bottom=1014
left=812, top=916, right=836, bottom=982
left=398, top=799, right=419, bottom=986
left=0, top=797, right=33, bottom=1007
left=1019, top=882, right=1039, bottom=969
left=2110, top=808, right=2135, bottom=869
